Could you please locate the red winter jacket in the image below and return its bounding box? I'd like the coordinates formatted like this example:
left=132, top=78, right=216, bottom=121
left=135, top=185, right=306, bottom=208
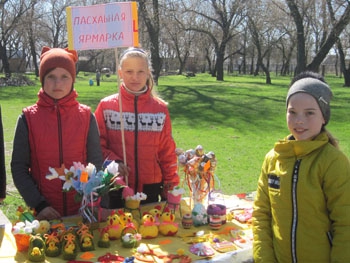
left=23, top=89, right=90, bottom=216
left=95, top=84, right=179, bottom=207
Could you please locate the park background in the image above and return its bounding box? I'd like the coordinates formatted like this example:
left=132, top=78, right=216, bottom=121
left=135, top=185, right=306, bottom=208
left=2, top=1, right=350, bottom=220
left=2, top=72, right=350, bottom=221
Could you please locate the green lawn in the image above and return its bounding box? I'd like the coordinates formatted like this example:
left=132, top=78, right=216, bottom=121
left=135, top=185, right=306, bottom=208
left=2, top=72, right=350, bottom=221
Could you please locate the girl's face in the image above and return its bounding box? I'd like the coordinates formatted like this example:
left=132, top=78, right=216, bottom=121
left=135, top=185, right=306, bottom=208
left=287, top=92, right=325, bottom=141
left=118, top=56, right=150, bottom=92
left=43, top=67, right=73, bottom=99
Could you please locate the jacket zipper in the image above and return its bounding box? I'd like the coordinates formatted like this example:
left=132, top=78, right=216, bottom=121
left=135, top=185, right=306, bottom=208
left=55, top=102, right=67, bottom=216
left=134, top=96, right=139, bottom=192
left=291, top=159, right=301, bottom=263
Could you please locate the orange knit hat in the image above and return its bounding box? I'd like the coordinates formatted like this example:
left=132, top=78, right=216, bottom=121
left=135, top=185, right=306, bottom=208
left=39, top=47, right=78, bottom=84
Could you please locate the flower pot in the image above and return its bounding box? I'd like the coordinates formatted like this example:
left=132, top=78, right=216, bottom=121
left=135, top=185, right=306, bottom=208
left=125, top=199, right=140, bottom=210
left=167, top=193, right=182, bottom=204
left=14, top=233, right=30, bottom=252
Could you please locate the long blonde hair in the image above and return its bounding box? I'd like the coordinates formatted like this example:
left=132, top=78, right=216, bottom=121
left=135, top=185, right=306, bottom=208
left=119, top=47, right=167, bottom=104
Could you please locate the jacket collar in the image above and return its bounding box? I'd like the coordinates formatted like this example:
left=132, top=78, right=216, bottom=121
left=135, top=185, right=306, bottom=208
left=274, top=132, right=329, bottom=158
left=37, top=88, right=78, bottom=107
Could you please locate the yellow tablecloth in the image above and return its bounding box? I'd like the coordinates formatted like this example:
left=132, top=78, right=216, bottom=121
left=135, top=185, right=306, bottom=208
left=0, top=194, right=254, bottom=263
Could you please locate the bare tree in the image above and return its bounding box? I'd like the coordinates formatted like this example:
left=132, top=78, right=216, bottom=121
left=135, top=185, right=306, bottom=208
left=138, top=0, right=162, bottom=85
left=176, top=0, right=246, bottom=81
left=0, top=0, right=35, bottom=77
left=286, top=0, right=350, bottom=75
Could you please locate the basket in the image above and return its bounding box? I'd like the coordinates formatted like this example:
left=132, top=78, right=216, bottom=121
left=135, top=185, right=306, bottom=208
left=124, top=199, right=140, bottom=210
left=14, top=233, right=30, bottom=252
left=121, top=226, right=139, bottom=248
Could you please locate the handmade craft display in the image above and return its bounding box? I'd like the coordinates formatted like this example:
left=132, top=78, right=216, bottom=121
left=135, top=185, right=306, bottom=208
left=177, top=145, right=217, bottom=206
left=46, top=161, right=125, bottom=223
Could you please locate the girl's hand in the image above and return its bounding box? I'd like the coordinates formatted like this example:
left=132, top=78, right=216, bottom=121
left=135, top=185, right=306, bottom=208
left=118, top=163, right=130, bottom=178
left=36, top=206, right=61, bottom=221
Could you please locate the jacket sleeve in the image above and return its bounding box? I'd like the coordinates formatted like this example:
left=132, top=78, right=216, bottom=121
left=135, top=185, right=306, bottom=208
left=157, top=108, right=179, bottom=195
left=252, top=152, right=277, bottom=262
left=95, top=100, right=119, bottom=161
left=86, top=113, right=103, bottom=170
left=324, top=151, right=350, bottom=262
left=11, top=114, right=47, bottom=210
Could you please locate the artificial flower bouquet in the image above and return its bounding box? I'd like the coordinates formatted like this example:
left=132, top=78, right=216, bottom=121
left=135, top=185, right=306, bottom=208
left=46, top=161, right=125, bottom=223
left=167, top=185, right=185, bottom=204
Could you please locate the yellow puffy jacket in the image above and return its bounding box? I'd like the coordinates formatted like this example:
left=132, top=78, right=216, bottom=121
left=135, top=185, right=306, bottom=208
left=253, top=132, right=350, bottom=263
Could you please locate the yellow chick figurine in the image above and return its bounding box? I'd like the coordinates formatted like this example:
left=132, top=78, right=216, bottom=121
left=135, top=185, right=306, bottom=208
left=118, top=209, right=139, bottom=230
left=159, top=210, right=178, bottom=236
left=148, top=205, right=162, bottom=223
left=107, top=212, right=123, bottom=240
left=139, top=213, right=159, bottom=239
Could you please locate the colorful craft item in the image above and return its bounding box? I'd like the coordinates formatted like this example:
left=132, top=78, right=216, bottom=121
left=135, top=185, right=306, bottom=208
left=177, top=145, right=217, bottom=205
left=191, top=203, right=208, bottom=226
left=16, top=206, right=36, bottom=222
left=209, top=215, right=222, bottom=230
left=159, top=209, right=178, bottom=236
left=44, top=232, right=61, bottom=257
left=148, top=205, right=162, bottom=223
left=139, top=213, right=158, bottom=239
left=33, top=220, right=51, bottom=235
left=121, top=226, right=141, bottom=248
left=46, top=161, right=126, bottom=223
left=189, top=242, right=215, bottom=257
left=97, top=252, right=125, bottom=263
left=134, top=244, right=192, bottom=263
left=118, top=209, right=139, bottom=230
left=97, top=227, right=110, bottom=248
left=77, top=223, right=95, bottom=252
left=61, top=230, right=79, bottom=260
left=28, top=234, right=46, bottom=262
left=106, top=212, right=123, bottom=240
left=181, top=213, right=193, bottom=229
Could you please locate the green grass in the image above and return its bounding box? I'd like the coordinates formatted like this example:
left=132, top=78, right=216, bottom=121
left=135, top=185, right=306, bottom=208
left=2, top=72, right=350, bottom=221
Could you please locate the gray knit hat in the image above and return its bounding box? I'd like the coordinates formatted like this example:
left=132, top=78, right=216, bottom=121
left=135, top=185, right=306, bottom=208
left=286, top=77, right=333, bottom=125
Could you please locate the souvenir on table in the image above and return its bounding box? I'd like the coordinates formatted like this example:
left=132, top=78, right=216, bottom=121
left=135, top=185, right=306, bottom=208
left=46, top=161, right=126, bottom=224
left=118, top=209, right=139, bottom=230
left=97, top=227, right=110, bottom=248
left=177, top=145, right=217, bottom=206
left=191, top=203, right=208, bottom=226
left=43, top=232, right=61, bottom=257
left=159, top=208, right=178, bottom=236
left=106, top=211, right=123, bottom=240
left=207, top=190, right=227, bottom=225
left=139, top=213, right=159, bottom=239
left=12, top=219, right=40, bottom=252
left=121, top=226, right=141, bottom=248
left=148, top=205, right=162, bottom=223
left=122, top=188, right=147, bottom=219
left=189, top=242, right=215, bottom=257
left=28, top=234, right=46, bottom=262
left=61, top=229, right=79, bottom=260
left=181, top=213, right=193, bottom=229
left=76, top=222, right=95, bottom=251
left=164, top=185, right=185, bottom=218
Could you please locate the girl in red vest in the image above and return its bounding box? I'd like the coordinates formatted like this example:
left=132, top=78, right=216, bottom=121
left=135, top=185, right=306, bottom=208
left=11, top=47, right=103, bottom=220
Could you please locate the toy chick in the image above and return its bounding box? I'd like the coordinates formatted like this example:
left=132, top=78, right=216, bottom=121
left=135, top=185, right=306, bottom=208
left=148, top=205, right=162, bottom=223
left=106, top=212, right=123, bottom=240
left=139, top=213, right=158, bottom=239
left=118, top=209, right=139, bottom=230
left=159, top=209, right=178, bottom=236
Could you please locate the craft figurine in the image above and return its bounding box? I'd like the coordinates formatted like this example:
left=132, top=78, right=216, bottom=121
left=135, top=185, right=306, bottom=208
left=28, top=234, right=46, bottom=262
left=121, top=226, right=141, bottom=248
left=139, top=213, right=159, bottom=239
left=44, top=232, right=61, bottom=257
left=192, top=203, right=208, bottom=226
left=148, top=205, right=162, bottom=223
left=97, top=227, right=110, bottom=248
left=61, top=230, right=78, bottom=260
left=77, top=223, right=95, bottom=251
left=118, top=209, right=139, bottom=230
left=106, top=212, right=123, bottom=240
left=33, top=220, right=51, bottom=235
left=159, top=208, right=179, bottom=236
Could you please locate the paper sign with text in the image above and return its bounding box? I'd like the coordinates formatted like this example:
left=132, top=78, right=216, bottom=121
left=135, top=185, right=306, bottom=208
left=66, top=2, right=138, bottom=50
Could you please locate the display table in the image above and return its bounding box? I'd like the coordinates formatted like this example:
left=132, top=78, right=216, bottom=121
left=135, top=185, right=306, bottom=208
left=0, top=194, right=254, bottom=263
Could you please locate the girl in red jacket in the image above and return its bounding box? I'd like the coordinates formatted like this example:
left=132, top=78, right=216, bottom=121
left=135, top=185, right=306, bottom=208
left=95, top=47, right=179, bottom=209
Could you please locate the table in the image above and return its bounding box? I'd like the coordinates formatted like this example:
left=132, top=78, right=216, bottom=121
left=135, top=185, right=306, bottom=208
left=0, top=194, right=254, bottom=263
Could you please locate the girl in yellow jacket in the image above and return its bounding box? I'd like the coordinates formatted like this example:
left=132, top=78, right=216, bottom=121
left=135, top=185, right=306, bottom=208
left=253, top=71, right=350, bottom=263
